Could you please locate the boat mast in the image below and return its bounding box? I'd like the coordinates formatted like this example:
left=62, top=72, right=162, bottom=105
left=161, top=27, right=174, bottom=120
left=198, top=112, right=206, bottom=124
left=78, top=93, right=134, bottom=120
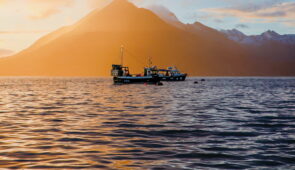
left=148, top=56, right=152, bottom=68
left=120, top=45, right=124, bottom=66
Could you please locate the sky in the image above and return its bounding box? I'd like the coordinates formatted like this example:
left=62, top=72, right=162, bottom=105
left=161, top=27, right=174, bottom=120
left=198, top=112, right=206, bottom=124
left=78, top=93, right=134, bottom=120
left=0, top=0, right=294, bottom=56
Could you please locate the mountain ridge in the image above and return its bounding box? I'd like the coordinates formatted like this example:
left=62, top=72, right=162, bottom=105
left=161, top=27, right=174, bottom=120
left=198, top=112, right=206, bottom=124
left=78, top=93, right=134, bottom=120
left=221, top=29, right=295, bottom=45
left=0, top=0, right=294, bottom=76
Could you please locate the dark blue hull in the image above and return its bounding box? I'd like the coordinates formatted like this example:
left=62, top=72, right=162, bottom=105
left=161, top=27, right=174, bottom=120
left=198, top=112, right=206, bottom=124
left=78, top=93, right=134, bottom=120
left=161, top=75, right=187, bottom=81
left=113, top=76, right=162, bottom=84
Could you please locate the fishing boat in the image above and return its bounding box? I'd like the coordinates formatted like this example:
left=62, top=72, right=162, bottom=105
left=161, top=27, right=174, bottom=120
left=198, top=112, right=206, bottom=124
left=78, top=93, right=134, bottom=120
left=111, top=65, right=162, bottom=84
left=158, top=66, right=187, bottom=81
left=111, top=46, right=162, bottom=85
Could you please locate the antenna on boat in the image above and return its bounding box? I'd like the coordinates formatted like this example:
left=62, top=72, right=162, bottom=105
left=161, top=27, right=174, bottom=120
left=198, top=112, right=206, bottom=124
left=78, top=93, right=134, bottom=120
left=148, top=56, right=152, bottom=68
left=120, top=45, right=124, bottom=66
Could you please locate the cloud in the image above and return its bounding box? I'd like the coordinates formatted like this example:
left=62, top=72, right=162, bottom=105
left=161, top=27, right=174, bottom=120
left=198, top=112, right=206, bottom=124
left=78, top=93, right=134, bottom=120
left=221, top=0, right=285, bottom=12
left=0, top=0, right=6, bottom=4
left=201, top=1, right=295, bottom=27
left=27, top=0, right=74, bottom=19
left=235, top=24, right=249, bottom=29
left=0, top=48, right=14, bottom=57
left=87, top=0, right=112, bottom=9
left=0, top=30, right=49, bottom=34
left=284, top=22, right=295, bottom=27
left=0, top=0, right=9, bottom=7
left=214, top=19, right=224, bottom=23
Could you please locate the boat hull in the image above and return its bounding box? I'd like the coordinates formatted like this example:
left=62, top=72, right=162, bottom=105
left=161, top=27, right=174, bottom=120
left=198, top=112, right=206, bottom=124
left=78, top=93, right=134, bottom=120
left=113, top=76, right=162, bottom=84
left=161, top=75, right=187, bottom=81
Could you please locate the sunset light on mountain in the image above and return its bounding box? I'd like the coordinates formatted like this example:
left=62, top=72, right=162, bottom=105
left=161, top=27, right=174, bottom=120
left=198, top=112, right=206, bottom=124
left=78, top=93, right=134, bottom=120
left=0, top=1, right=294, bottom=169
left=0, top=0, right=294, bottom=76
left=1, top=0, right=294, bottom=53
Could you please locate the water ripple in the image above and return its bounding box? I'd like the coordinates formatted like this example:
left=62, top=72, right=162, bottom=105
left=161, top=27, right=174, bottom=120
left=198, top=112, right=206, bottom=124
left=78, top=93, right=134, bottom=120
left=0, top=77, right=294, bottom=169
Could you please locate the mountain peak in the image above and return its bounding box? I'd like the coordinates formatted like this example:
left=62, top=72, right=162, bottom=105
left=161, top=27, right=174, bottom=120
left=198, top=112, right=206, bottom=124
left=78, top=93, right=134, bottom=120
left=148, top=5, right=181, bottom=23
left=105, top=0, right=137, bottom=9
left=261, top=30, right=280, bottom=38
left=221, top=29, right=245, bottom=37
left=73, top=0, right=170, bottom=32
left=109, top=0, right=131, bottom=6
left=232, top=29, right=245, bottom=35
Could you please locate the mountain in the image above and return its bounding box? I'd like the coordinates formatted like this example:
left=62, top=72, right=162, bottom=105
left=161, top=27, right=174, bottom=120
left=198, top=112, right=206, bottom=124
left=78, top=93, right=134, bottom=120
left=0, top=0, right=294, bottom=76
left=0, top=0, right=251, bottom=76
left=147, top=5, right=182, bottom=29
left=221, top=29, right=249, bottom=43
left=149, top=5, right=228, bottom=40
left=221, top=29, right=295, bottom=75
left=222, top=29, right=295, bottom=45
left=149, top=5, right=295, bottom=76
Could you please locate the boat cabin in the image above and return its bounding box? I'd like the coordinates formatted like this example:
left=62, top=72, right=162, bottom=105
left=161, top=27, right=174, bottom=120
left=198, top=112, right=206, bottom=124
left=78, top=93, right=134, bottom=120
left=158, top=66, right=187, bottom=81
left=144, top=66, right=159, bottom=76
left=111, top=64, right=130, bottom=77
left=159, top=67, right=180, bottom=76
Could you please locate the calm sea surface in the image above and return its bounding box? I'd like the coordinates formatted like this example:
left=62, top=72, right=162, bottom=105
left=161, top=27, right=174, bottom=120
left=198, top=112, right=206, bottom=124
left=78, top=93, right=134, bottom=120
left=0, top=77, right=294, bottom=169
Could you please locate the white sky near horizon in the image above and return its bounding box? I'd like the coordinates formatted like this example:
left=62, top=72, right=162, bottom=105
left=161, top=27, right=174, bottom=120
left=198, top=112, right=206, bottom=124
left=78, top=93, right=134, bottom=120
left=0, top=0, right=294, bottom=55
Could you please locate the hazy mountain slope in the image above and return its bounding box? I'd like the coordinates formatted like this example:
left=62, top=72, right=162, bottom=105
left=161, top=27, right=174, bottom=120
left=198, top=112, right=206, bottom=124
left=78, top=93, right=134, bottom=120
left=221, top=29, right=295, bottom=75
left=222, top=29, right=295, bottom=45
left=0, top=0, right=252, bottom=76
left=151, top=5, right=295, bottom=76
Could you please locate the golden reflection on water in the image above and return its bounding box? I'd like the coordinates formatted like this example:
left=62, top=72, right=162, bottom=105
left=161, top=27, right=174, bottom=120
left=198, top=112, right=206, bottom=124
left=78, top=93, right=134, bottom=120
left=0, top=77, right=178, bottom=169
left=1, top=77, right=294, bottom=169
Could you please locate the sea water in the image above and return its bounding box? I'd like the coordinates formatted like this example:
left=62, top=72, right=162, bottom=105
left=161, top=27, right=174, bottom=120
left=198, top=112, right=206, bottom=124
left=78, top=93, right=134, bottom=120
left=0, top=77, right=294, bottom=169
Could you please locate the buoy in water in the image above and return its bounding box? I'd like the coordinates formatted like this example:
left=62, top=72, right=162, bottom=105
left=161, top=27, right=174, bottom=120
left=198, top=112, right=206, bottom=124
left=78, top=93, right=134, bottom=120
left=156, top=82, right=163, bottom=86
left=194, top=81, right=199, bottom=84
